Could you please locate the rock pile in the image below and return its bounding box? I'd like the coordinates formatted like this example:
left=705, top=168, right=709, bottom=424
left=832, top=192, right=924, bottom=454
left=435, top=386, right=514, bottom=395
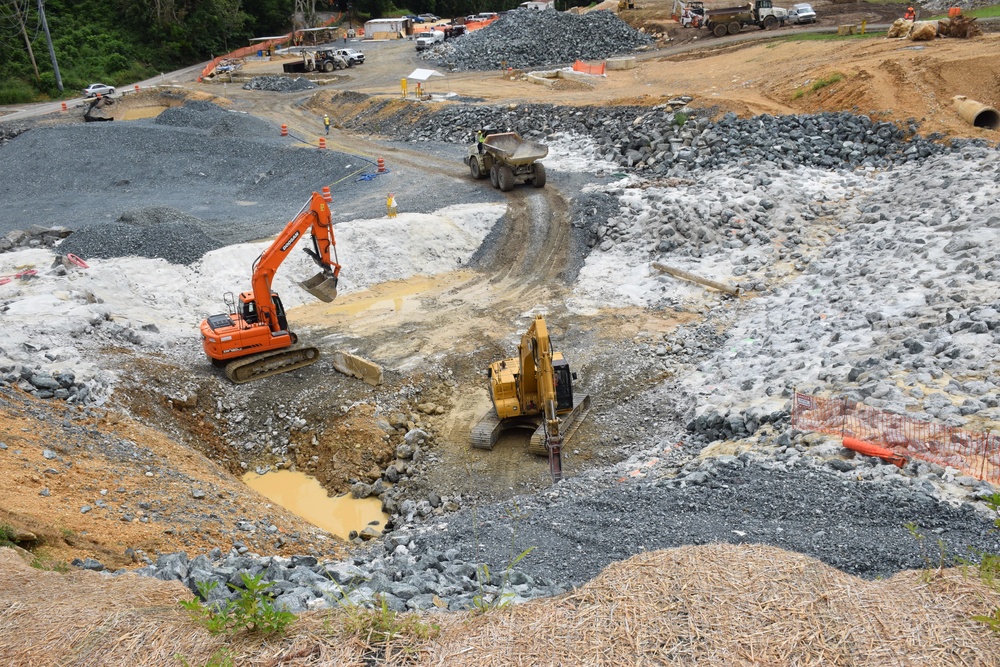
left=58, top=207, right=224, bottom=265
left=0, top=124, right=26, bottom=147
left=154, top=99, right=275, bottom=136
left=1, top=225, right=72, bottom=254
left=0, top=365, right=95, bottom=403
left=351, top=102, right=957, bottom=176
left=423, top=8, right=653, bottom=70
left=242, top=76, right=317, bottom=93
left=110, top=538, right=567, bottom=613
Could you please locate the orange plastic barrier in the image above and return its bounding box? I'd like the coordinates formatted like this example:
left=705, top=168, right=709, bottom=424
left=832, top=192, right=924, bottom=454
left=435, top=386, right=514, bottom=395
left=791, top=391, right=1000, bottom=482
left=842, top=437, right=907, bottom=468
left=948, top=6, right=962, bottom=17
left=573, top=60, right=606, bottom=76
left=199, top=13, right=344, bottom=80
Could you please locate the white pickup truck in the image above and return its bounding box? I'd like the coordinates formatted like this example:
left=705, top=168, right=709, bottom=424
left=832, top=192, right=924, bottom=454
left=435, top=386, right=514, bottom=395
left=335, top=48, right=365, bottom=66
left=415, top=30, right=444, bottom=50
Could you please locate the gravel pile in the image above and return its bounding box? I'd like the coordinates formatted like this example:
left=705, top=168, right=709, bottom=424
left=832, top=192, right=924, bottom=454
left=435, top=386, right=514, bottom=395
left=1, top=225, right=71, bottom=253
left=242, top=76, right=317, bottom=93
left=348, top=102, right=957, bottom=175
left=0, top=124, right=27, bottom=147
left=154, top=99, right=275, bottom=136
left=0, top=102, right=382, bottom=241
left=58, top=207, right=224, bottom=265
left=422, top=8, right=653, bottom=71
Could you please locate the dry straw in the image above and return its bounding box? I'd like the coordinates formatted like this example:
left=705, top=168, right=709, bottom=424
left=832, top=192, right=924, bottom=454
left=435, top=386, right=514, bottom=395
left=2, top=543, right=999, bottom=666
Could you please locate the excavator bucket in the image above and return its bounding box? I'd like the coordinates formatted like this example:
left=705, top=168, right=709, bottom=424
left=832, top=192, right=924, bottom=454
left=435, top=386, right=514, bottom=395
left=299, top=272, right=339, bottom=303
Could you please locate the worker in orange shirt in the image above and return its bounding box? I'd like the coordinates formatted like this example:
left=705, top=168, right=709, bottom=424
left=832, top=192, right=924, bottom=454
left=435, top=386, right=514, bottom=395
left=903, top=5, right=915, bottom=20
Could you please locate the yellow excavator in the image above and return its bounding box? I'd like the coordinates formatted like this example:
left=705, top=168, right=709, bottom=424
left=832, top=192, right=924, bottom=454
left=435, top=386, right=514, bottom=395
left=471, top=315, right=591, bottom=481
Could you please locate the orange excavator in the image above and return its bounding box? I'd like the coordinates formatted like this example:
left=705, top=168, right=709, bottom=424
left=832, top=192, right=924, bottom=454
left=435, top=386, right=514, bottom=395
left=200, top=191, right=341, bottom=383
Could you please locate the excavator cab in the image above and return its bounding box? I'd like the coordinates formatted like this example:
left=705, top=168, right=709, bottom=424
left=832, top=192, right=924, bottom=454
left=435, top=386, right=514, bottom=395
left=553, top=359, right=574, bottom=411
left=238, top=291, right=288, bottom=332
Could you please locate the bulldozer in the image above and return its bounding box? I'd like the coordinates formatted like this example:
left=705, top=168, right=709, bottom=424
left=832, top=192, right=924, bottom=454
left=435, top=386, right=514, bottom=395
left=471, top=315, right=591, bottom=481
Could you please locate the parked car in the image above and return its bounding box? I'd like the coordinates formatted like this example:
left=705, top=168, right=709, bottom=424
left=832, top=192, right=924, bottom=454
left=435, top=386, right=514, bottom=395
left=335, top=48, right=365, bottom=66
left=787, top=3, right=817, bottom=23
left=405, top=14, right=424, bottom=22
left=82, top=83, right=115, bottom=98
left=417, top=13, right=439, bottom=21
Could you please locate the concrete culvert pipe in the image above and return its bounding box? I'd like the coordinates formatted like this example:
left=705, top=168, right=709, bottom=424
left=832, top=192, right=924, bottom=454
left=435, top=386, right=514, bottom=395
left=952, top=95, right=1000, bottom=130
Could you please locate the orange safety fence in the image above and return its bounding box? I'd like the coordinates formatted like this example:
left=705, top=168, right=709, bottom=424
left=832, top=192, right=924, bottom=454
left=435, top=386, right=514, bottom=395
left=573, top=60, right=606, bottom=76
left=199, top=13, right=343, bottom=80
left=791, top=391, right=1000, bottom=483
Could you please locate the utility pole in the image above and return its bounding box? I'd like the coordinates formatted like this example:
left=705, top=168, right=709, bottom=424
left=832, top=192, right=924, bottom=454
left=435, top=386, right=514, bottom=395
left=37, top=0, right=62, bottom=91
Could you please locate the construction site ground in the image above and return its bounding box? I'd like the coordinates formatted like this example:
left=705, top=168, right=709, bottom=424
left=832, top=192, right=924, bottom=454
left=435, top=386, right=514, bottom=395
left=2, top=5, right=1000, bottom=664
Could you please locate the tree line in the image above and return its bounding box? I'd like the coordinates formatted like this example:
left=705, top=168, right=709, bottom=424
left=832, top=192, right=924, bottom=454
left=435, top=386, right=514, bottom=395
left=0, top=0, right=592, bottom=104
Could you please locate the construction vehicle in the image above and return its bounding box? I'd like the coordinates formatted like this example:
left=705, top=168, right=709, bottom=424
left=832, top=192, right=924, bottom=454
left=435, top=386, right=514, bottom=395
left=199, top=192, right=341, bottom=384
left=471, top=315, right=592, bottom=482
left=466, top=132, right=548, bottom=191
left=618, top=0, right=635, bottom=10
left=282, top=49, right=348, bottom=73
left=673, top=0, right=705, bottom=25
left=704, top=0, right=787, bottom=35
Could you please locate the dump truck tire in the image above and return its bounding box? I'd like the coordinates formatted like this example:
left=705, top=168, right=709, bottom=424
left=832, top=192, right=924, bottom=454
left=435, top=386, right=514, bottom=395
left=324, top=60, right=334, bottom=72
left=470, top=158, right=483, bottom=180
left=728, top=21, right=742, bottom=33
left=532, top=162, right=546, bottom=188
left=498, top=165, right=514, bottom=192
left=713, top=23, right=728, bottom=36
left=490, top=164, right=500, bottom=189
left=763, top=15, right=777, bottom=29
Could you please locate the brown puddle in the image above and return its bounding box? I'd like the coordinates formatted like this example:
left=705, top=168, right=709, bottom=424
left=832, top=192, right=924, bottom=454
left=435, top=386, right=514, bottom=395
left=121, top=106, right=168, bottom=120
left=243, top=469, right=386, bottom=540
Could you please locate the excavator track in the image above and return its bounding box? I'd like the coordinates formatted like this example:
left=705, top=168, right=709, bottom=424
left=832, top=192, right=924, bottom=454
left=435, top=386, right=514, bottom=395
left=224, top=345, right=320, bottom=384
left=470, top=412, right=504, bottom=450
left=527, top=394, right=592, bottom=456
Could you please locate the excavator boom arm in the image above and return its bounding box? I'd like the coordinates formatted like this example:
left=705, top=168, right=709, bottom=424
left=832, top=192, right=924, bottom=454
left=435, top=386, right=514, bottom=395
left=251, top=191, right=341, bottom=331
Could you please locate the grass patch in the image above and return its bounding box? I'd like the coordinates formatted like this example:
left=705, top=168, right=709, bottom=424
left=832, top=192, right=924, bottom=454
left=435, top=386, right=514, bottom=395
left=0, top=524, right=17, bottom=548
left=774, top=31, right=886, bottom=43
left=792, top=72, right=845, bottom=100
left=928, top=5, right=1000, bottom=19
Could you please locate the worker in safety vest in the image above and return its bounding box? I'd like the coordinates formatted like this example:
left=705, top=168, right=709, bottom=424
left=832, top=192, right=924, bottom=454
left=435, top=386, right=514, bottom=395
left=323, top=114, right=331, bottom=135
left=386, top=193, right=397, bottom=218
left=476, top=129, right=486, bottom=154
left=903, top=5, right=915, bottom=20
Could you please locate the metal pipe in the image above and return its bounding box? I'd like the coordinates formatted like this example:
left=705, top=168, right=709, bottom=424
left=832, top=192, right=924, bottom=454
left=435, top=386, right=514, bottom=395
left=952, top=95, right=1000, bottom=130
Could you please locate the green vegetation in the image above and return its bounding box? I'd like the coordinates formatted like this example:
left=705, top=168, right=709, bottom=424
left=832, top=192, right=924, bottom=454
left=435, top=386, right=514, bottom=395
left=338, top=595, right=440, bottom=651
left=928, top=5, right=1000, bottom=20
left=674, top=112, right=688, bottom=127
left=972, top=493, right=1000, bottom=634
left=791, top=72, right=845, bottom=100
left=471, top=501, right=535, bottom=614
left=773, top=31, right=885, bottom=43
left=180, top=573, right=296, bottom=635
left=905, top=521, right=949, bottom=583
left=0, top=524, right=16, bottom=548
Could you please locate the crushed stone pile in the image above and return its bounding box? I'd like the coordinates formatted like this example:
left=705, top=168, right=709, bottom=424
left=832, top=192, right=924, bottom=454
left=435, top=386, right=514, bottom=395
left=0, top=101, right=375, bottom=240
left=347, top=101, right=958, bottom=175
left=58, top=207, right=224, bottom=265
left=0, top=124, right=27, bottom=147
left=153, top=99, right=274, bottom=136
left=423, top=8, right=653, bottom=70
left=242, top=76, right=317, bottom=93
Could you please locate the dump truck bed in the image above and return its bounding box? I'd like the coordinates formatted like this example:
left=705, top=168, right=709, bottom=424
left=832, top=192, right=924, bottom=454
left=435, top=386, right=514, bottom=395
left=484, top=133, right=549, bottom=166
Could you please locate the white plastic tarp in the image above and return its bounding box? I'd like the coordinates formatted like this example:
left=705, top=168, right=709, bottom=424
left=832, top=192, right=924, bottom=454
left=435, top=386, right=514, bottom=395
left=407, top=68, right=444, bottom=82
